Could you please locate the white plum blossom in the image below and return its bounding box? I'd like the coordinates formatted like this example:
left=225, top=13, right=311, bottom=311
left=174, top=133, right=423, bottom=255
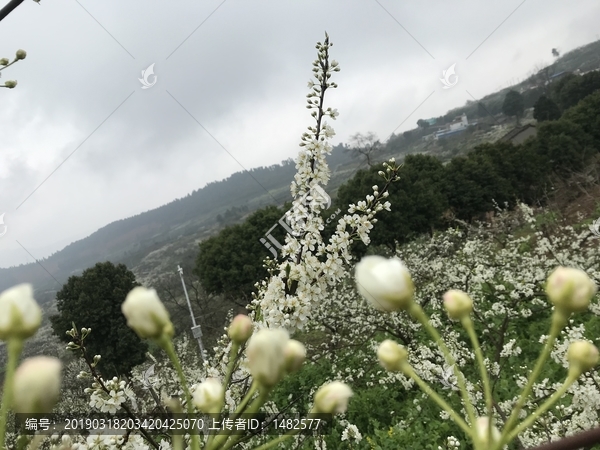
left=341, top=423, right=362, bottom=442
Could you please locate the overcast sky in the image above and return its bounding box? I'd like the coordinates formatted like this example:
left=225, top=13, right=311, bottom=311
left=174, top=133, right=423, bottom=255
left=0, top=0, right=599, bottom=269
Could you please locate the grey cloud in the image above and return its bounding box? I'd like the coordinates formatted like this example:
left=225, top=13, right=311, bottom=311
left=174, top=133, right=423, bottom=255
left=1, top=0, right=599, bottom=268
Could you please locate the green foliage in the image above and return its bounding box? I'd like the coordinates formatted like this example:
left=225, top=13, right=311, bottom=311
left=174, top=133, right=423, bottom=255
left=50, top=261, right=148, bottom=377
left=216, top=204, right=249, bottom=226
left=442, top=149, right=514, bottom=220
left=359, top=417, right=467, bottom=450
left=561, top=89, right=600, bottom=146
left=194, top=205, right=288, bottom=302
left=417, top=119, right=430, bottom=128
left=502, top=90, right=525, bottom=124
left=534, top=119, right=595, bottom=175
left=552, top=71, right=600, bottom=110
left=533, top=95, right=561, bottom=122
left=334, top=154, right=448, bottom=253
left=473, top=140, right=548, bottom=205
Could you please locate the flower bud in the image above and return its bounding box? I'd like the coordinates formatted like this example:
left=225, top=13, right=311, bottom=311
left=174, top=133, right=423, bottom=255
left=474, top=417, right=501, bottom=448
left=313, top=381, right=353, bottom=414
left=12, top=357, right=62, bottom=413
left=443, top=290, right=473, bottom=320
left=228, top=314, right=253, bottom=344
left=546, top=267, right=596, bottom=315
left=15, top=49, right=26, bottom=60
left=566, top=341, right=599, bottom=376
left=246, top=329, right=289, bottom=387
left=4, top=80, right=17, bottom=88
left=377, top=340, right=408, bottom=372
left=192, top=378, right=224, bottom=414
left=0, top=58, right=8, bottom=65
left=0, top=283, right=42, bottom=341
left=355, top=256, right=414, bottom=312
left=121, top=287, right=173, bottom=340
left=284, top=340, right=306, bottom=373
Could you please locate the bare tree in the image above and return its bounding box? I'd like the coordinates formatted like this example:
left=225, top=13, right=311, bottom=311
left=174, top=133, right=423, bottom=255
left=345, top=132, right=381, bottom=167
left=531, top=61, right=557, bottom=91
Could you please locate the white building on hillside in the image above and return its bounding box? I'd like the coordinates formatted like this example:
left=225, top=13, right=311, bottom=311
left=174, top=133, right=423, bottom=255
left=434, top=113, right=470, bottom=140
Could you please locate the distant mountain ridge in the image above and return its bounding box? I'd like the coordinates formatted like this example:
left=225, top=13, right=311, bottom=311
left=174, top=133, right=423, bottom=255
left=0, top=146, right=356, bottom=298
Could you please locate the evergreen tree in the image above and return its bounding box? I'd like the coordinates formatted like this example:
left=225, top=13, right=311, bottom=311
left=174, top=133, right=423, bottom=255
left=195, top=205, right=288, bottom=304
left=502, top=90, right=525, bottom=124
left=50, top=261, right=148, bottom=377
left=533, top=95, right=561, bottom=122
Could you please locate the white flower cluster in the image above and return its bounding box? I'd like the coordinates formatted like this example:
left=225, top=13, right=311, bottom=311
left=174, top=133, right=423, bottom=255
left=340, top=422, right=362, bottom=442
left=252, top=36, right=398, bottom=331
left=86, top=377, right=132, bottom=414
left=438, top=435, right=460, bottom=449
left=303, top=203, right=599, bottom=446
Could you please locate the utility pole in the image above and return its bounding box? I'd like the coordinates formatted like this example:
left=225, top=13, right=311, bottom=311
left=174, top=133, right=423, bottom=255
left=177, top=265, right=207, bottom=361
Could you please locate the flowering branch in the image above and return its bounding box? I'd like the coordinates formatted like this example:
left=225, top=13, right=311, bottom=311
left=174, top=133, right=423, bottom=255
left=0, top=49, right=26, bottom=89
left=66, top=325, right=161, bottom=450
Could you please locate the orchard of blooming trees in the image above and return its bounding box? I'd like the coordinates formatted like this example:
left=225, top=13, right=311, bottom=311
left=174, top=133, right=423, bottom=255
left=1, top=32, right=599, bottom=450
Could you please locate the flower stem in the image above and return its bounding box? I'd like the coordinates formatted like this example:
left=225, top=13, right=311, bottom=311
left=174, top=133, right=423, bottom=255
left=462, top=316, right=493, bottom=445
left=205, top=343, right=242, bottom=449
left=223, top=343, right=240, bottom=390
left=0, top=338, right=24, bottom=450
left=250, top=429, right=300, bottom=450
left=507, top=374, right=576, bottom=443
left=495, top=311, right=568, bottom=450
left=408, top=303, right=477, bottom=427
left=233, top=382, right=258, bottom=419
left=157, top=335, right=200, bottom=450
left=212, top=387, right=271, bottom=450
left=207, top=382, right=258, bottom=449
left=401, top=363, right=472, bottom=437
